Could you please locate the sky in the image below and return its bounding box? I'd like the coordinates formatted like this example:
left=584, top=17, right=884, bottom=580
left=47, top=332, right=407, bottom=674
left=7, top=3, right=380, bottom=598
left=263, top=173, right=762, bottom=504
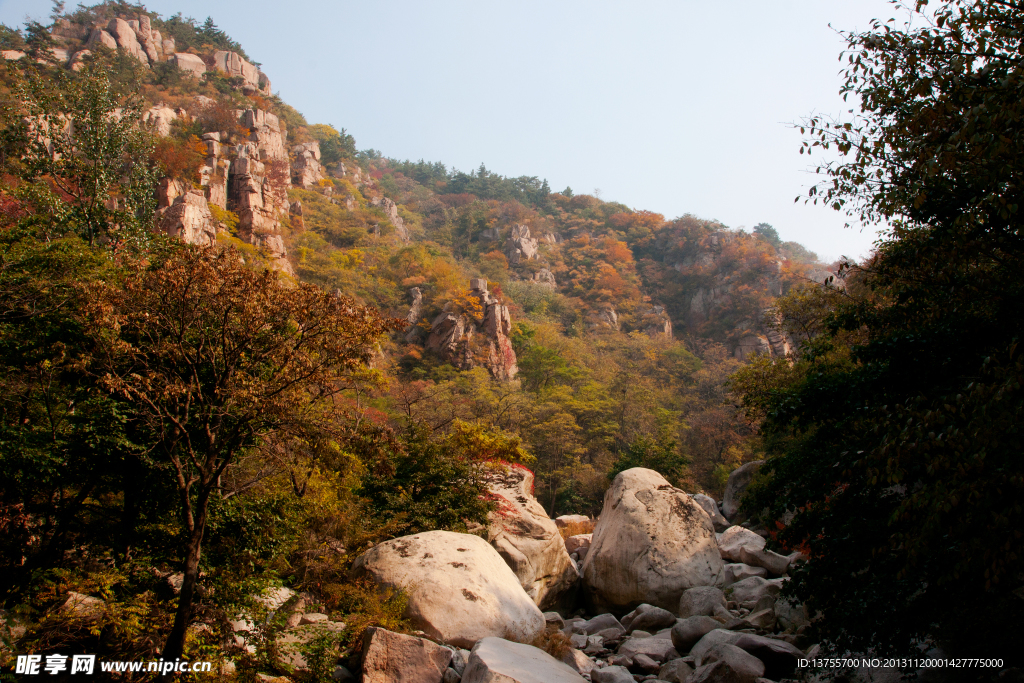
left=0, top=0, right=910, bottom=262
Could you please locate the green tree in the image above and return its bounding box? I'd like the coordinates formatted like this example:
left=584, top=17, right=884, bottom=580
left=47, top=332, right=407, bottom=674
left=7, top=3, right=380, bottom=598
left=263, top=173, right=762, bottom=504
left=8, top=66, right=159, bottom=246
left=742, top=0, right=1024, bottom=665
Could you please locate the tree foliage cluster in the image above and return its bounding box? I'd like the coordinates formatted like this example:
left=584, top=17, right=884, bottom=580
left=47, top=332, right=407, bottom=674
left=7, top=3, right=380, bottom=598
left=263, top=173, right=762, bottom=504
left=730, top=0, right=1024, bottom=667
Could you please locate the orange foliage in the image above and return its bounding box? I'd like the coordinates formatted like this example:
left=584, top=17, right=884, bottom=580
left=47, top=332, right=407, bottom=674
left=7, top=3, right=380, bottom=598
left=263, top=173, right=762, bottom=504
left=151, top=135, right=206, bottom=182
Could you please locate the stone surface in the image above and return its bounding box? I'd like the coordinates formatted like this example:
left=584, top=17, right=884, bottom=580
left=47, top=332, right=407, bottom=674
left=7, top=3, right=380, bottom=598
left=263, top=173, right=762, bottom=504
left=87, top=28, right=117, bottom=51
left=156, top=189, right=216, bottom=246
left=213, top=50, right=259, bottom=89
left=590, top=666, right=634, bottom=683
left=484, top=464, right=578, bottom=610
left=426, top=279, right=519, bottom=381
left=582, top=468, right=724, bottom=613
left=722, top=563, right=768, bottom=586
left=724, top=577, right=783, bottom=606
left=627, top=606, right=676, bottom=634
left=554, top=515, right=590, bottom=528
left=59, top=592, right=105, bottom=621
left=633, top=653, right=661, bottom=674
left=369, top=196, right=410, bottom=242
left=722, top=461, right=763, bottom=520
left=698, top=642, right=765, bottom=682
left=506, top=223, right=539, bottom=264
left=692, top=493, right=730, bottom=532
left=564, top=534, right=592, bottom=555
left=560, top=649, right=595, bottom=675
left=107, top=18, right=148, bottom=64
left=717, top=527, right=766, bottom=563
left=617, top=636, right=677, bottom=663
left=142, top=105, right=176, bottom=137
left=581, top=613, right=623, bottom=635
left=462, top=637, right=586, bottom=683
left=350, top=531, right=544, bottom=648
left=671, top=616, right=724, bottom=653
left=299, top=613, right=328, bottom=625
left=737, top=546, right=790, bottom=576
left=658, top=658, right=695, bottom=683
left=291, top=141, right=324, bottom=188
left=678, top=586, right=730, bottom=619
left=361, top=627, right=452, bottom=683
left=171, top=52, right=206, bottom=78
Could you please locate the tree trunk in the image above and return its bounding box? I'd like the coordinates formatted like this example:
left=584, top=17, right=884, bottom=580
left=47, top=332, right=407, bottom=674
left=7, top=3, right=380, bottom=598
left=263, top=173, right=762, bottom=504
left=162, top=490, right=210, bottom=661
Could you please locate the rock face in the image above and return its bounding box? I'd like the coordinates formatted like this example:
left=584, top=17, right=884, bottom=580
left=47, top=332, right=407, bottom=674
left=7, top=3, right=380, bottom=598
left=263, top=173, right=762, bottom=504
left=370, top=196, right=409, bottom=242
left=484, top=464, right=578, bottom=610
left=426, top=279, right=519, bottom=381
left=350, top=531, right=544, bottom=648
left=582, top=468, right=724, bottom=614
left=361, top=627, right=452, bottom=683
left=692, top=493, right=730, bottom=532
left=171, top=53, right=206, bottom=78
left=156, top=189, right=217, bottom=246
left=531, top=268, right=556, bottom=289
left=462, top=637, right=586, bottom=683
left=506, top=224, right=539, bottom=264
left=291, top=141, right=324, bottom=188
left=213, top=50, right=260, bottom=90
left=642, top=305, right=673, bottom=339
left=86, top=28, right=117, bottom=51
left=142, top=105, right=176, bottom=137
left=106, top=18, right=148, bottom=64
left=722, top=461, right=763, bottom=521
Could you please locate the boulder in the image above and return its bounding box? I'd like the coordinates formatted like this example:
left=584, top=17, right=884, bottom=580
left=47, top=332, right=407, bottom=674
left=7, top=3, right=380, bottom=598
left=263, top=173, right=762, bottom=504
left=142, top=105, right=176, bottom=137
left=581, top=613, right=623, bottom=635
left=582, top=468, right=724, bottom=613
left=658, top=658, right=695, bottom=683
left=730, top=634, right=803, bottom=680
left=737, top=546, right=790, bottom=576
left=717, top=527, right=765, bottom=563
left=564, top=534, right=591, bottom=555
left=484, top=464, right=578, bottom=609
left=361, top=627, right=452, bottom=683
left=671, top=616, right=722, bottom=653
left=86, top=29, right=117, bottom=51
left=107, top=18, right=148, bottom=64
left=156, top=189, right=217, bottom=246
left=721, top=461, right=763, bottom=521
left=590, top=666, right=634, bottom=683
left=632, top=653, right=661, bottom=674
left=678, top=586, right=730, bottom=619
left=722, top=563, right=767, bottom=586
left=58, top=592, right=105, bottom=621
left=171, top=53, right=206, bottom=79
left=616, top=636, right=677, bottom=663
left=724, top=577, right=783, bottom=606
left=554, top=515, right=590, bottom=529
left=462, top=637, right=586, bottom=683
left=299, top=613, right=328, bottom=625
left=692, top=493, right=730, bottom=532
left=690, top=629, right=743, bottom=665
left=697, top=643, right=765, bottom=682
left=559, top=649, right=595, bottom=675
left=506, top=223, right=539, bottom=264
left=626, top=606, right=676, bottom=634
left=350, top=531, right=544, bottom=648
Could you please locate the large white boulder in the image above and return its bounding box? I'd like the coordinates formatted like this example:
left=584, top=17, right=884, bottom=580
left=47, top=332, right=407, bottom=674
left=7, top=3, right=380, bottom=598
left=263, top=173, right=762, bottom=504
left=361, top=627, right=452, bottom=683
left=582, top=468, right=724, bottom=613
left=484, top=465, right=578, bottom=609
left=717, top=526, right=765, bottom=563
left=350, top=531, right=544, bottom=648
left=462, top=637, right=586, bottom=683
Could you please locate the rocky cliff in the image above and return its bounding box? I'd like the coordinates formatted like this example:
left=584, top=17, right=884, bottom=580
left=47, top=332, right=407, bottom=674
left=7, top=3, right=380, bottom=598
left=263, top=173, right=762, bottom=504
left=424, top=279, right=519, bottom=381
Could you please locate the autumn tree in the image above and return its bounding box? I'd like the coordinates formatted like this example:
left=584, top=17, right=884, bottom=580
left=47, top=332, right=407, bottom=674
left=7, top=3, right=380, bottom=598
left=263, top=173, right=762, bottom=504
left=82, top=245, right=400, bottom=660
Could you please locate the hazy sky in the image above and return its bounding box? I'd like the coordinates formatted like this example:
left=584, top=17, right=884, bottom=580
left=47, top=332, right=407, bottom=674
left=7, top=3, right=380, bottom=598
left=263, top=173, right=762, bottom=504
left=0, top=0, right=907, bottom=261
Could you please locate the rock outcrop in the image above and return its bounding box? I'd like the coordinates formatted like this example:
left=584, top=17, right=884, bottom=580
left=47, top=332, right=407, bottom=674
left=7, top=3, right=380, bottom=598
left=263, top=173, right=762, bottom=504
left=484, top=464, right=578, bottom=609
left=582, top=468, right=724, bottom=613
left=506, top=224, right=539, bottom=264
left=370, top=196, right=410, bottom=242
left=463, top=637, right=586, bottom=683
left=106, top=18, right=148, bottom=64
left=156, top=189, right=217, bottom=246
left=171, top=53, right=206, bottom=78
left=350, top=531, right=545, bottom=648
left=426, top=279, right=518, bottom=381
left=142, top=105, right=177, bottom=137
left=291, top=141, right=324, bottom=188
left=361, top=627, right=452, bottom=683
left=213, top=50, right=260, bottom=91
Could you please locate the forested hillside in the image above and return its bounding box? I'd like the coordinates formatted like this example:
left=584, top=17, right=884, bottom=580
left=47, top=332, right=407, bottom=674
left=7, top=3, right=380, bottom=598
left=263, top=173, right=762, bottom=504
left=2, top=1, right=1018, bottom=681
